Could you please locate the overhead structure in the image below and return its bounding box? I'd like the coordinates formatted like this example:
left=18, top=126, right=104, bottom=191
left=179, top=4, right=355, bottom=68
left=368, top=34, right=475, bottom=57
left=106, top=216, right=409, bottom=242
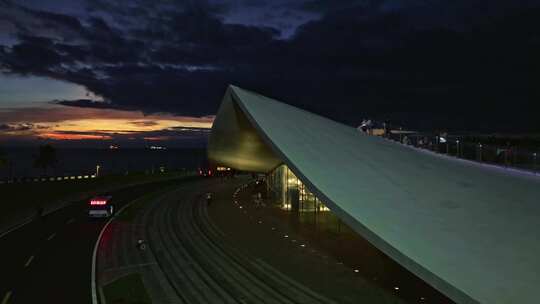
left=208, top=85, right=540, bottom=304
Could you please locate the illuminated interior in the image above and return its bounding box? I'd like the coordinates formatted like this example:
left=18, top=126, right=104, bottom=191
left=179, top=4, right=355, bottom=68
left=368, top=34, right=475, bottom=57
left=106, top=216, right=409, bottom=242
left=267, top=164, right=330, bottom=212
left=264, top=164, right=356, bottom=236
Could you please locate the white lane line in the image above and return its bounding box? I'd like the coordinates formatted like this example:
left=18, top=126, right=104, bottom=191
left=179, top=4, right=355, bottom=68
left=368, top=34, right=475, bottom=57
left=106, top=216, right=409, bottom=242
left=1, top=291, right=12, bottom=304
left=0, top=218, right=33, bottom=240
left=66, top=218, right=75, bottom=224
left=91, top=200, right=140, bottom=304
left=24, top=255, right=34, bottom=268
left=47, top=233, right=56, bottom=241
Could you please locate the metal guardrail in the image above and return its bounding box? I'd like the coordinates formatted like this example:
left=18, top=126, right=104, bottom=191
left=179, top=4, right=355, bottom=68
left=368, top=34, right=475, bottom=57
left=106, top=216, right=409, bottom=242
left=384, top=133, right=539, bottom=175
left=0, top=174, right=96, bottom=184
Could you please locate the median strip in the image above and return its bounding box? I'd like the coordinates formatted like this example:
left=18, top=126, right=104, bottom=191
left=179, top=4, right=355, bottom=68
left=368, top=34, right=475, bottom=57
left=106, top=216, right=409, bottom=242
left=91, top=176, right=199, bottom=304
left=91, top=190, right=165, bottom=304
left=103, top=273, right=152, bottom=304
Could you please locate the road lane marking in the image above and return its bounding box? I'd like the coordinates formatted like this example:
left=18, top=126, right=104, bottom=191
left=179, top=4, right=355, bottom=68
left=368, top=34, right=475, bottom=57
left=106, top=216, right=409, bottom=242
left=1, top=291, right=12, bottom=304
left=0, top=218, right=33, bottom=240
left=47, top=233, right=56, bottom=241
left=66, top=218, right=75, bottom=224
left=24, top=255, right=34, bottom=268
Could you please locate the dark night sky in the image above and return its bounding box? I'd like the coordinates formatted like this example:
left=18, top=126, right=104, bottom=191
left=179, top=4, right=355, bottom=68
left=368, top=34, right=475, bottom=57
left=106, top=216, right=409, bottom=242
left=1, top=0, right=540, bottom=146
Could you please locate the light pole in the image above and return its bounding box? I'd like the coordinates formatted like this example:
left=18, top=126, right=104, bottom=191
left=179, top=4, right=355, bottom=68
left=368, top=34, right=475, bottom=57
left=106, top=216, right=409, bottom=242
left=478, top=143, right=483, bottom=162
left=456, top=140, right=460, bottom=158
left=96, top=165, right=100, bottom=177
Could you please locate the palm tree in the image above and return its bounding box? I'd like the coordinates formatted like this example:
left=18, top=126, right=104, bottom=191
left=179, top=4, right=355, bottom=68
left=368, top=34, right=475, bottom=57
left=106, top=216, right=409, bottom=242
left=34, top=144, right=58, bottom=176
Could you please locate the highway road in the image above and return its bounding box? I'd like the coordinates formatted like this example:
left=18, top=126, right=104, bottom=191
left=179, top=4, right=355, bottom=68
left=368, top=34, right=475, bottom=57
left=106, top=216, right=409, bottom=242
left=0, top=178, right=191, bottom=304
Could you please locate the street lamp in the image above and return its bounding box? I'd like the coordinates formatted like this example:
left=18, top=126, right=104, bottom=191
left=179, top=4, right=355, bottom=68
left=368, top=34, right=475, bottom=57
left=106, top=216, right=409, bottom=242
left=478, top=143, right=483, bottom=162
left=96, top=165, right=100, bottom=177
left=456, top=140, right=460, bottom=158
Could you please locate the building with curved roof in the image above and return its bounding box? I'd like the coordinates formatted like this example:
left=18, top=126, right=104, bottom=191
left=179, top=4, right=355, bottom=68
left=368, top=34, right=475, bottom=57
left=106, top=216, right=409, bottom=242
left=208, top=85, right=540, bottom=304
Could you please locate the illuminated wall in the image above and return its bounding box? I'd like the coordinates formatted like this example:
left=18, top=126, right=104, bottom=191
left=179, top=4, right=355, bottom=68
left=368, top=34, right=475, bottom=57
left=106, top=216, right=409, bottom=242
left=265, top=164, right=352, bottom=235
left=208, top=86, right=281, bottom=172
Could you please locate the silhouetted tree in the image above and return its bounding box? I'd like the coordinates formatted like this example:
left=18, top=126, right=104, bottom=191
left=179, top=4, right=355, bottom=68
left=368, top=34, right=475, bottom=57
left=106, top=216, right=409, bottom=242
left=34, top=144, right=58, bottom=176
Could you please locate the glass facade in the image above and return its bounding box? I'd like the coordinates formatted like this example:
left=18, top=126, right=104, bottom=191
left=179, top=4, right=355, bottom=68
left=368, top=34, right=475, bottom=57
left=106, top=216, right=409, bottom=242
left=266, top=165, right=350, bottom=234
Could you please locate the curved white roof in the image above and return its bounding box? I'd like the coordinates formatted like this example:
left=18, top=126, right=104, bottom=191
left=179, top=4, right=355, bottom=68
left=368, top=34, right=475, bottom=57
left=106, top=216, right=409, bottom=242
left=208, top=85, right=540, bottom=304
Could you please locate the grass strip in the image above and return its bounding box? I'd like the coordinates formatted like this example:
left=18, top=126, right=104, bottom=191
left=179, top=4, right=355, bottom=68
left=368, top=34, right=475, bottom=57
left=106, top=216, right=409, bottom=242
left=103, top=273, right=152, bottom=304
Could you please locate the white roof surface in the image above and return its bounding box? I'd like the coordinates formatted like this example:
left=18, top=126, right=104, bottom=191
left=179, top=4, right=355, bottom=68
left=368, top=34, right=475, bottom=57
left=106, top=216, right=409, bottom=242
left=225, top=85, right=540, bottom=304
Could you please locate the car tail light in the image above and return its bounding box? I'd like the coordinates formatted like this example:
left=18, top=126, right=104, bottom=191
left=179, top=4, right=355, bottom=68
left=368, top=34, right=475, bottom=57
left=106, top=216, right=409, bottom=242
left=90, top=200, right=107, bottom=205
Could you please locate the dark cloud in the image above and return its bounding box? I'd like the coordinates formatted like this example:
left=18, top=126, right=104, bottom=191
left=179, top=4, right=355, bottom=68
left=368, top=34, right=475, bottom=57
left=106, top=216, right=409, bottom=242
left=54, top=99, right=111, bottom=108
left=1, top=0, right=540, bottom=132
left=0, top=122, right=40, bottom=132
left=298, top=0, right=385, bottom=13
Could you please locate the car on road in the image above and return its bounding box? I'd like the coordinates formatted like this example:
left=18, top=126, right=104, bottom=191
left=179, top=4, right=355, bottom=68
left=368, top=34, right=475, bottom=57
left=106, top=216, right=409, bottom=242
left=198, top=167, right=213, bottom=177
left=88, top=195, right=115, bottom=218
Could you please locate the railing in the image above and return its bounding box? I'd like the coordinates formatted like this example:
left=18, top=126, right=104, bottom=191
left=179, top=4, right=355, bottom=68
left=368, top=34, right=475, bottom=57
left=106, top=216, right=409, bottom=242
left=385, top=132, right=539, bottom=175
left=0, top=168, right=191, bottom=184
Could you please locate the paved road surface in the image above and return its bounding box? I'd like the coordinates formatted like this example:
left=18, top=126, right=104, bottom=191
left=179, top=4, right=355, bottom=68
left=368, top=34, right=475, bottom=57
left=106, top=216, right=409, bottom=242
left=0, top=178, right=189, bottom=304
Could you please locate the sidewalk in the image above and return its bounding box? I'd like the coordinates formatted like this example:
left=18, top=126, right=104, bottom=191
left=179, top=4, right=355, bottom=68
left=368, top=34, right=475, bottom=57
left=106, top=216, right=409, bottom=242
left=208, top=180, right=410, bottom=304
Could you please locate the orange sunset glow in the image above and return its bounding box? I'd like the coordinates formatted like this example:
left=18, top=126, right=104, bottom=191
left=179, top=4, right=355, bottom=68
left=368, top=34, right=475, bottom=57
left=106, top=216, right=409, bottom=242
left=0, top=104, right=214, bottom=142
